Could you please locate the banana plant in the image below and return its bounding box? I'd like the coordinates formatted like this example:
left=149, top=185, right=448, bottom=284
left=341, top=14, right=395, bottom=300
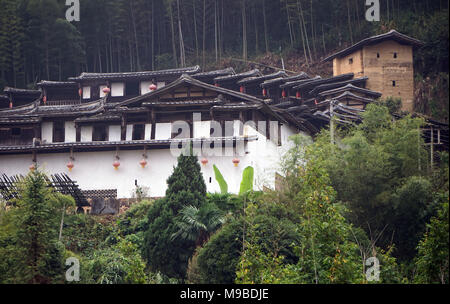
left=213, top=164, right=254, bottom=196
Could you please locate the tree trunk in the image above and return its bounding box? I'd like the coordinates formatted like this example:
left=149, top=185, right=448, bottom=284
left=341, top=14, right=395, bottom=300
left=262, top=0, right=269, bottom=53
left=242, top=0, right=247, bottom=62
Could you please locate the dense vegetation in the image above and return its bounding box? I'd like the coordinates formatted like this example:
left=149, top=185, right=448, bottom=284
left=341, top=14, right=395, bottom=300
left=1, top=103, right=447, bottom=284
left=0, top=0, right=448, bottom=120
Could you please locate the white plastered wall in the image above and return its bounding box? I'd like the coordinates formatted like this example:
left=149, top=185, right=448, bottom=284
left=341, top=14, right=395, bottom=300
left=65, top=121, right=76, bottom=143
left=0, top=124, right=302, bottom=198
left=41, top=122, right=53, bottom=143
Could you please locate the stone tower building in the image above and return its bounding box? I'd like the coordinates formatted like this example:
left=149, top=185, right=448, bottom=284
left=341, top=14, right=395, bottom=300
left=324, top=30, right=424, bottom=112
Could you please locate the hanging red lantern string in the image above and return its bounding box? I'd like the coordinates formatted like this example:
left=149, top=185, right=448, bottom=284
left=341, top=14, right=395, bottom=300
left=296, top=91, right=301, bottom=98
left=232, top=158, right=240, bottom=167
left=201, top=158, right=208, bottom=166
left=149, top=83, right=157, bottom=92
left=102, top=87, right=111, bottom=95
left=43, top=95, right=47, bottom=104
left=78, top=88, right=82, bottom=97
left=9, top=101, right=13, bottom=108
left=282, top=89, right=287, bottom=98
left=240, top=86, right=245, bottom=93
left=262, top=88, right=267, bottom=97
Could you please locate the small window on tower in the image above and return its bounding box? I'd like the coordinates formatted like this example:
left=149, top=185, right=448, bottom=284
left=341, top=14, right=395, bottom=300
left=376, top=52, right=380, bottom=58
left=392, top=81, right=396, bottom=87
left=393, top=52, right=398, bottom=59
left=349, top=58, right=353, bottom=64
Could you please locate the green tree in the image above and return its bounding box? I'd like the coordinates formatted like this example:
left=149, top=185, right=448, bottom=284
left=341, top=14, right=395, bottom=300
left=172, top=202, right=226, bottom=247
left=143, top=149, right=207, bottom=280
left=0, top=169, right=70, bottom=284
left=414, top=197, right=449, bottom=284
left=85, top=238, right=147, bottom=284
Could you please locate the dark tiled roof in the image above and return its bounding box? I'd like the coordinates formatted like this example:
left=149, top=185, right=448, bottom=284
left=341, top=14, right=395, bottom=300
left=143, top=98, right=225, bottom=107
left=318, top=83, right=381, bottom=98
left=261, top=77, right=288, bottom=88
left=0, top=136, right=257, bottom=154
left=279, top=76, right=322, bottom=89
left=68, top=66, right=201, bottom=81
left=333, top=91, right=376, bottom=104
left=237, top=71, right=287, bottom=85
left=283, top=72, right=310, bottom=82
left=36, top=81, right=78, bottom=87
left=323, top=30, right=424, bottom=62
left=211, top=103, right=261, bottom=111
left=75, top=114, right=121, bottom=123
left=4, top=87, right=41, bottom=96
left=293, top=73, right=354, bottom=90
left=214, top=69, right=262, bottom=82
left=192, top=68, right=235, bottom=78
left=309, top=77, right=369, bottom=95
left=0, top=117, right=41, bottom=124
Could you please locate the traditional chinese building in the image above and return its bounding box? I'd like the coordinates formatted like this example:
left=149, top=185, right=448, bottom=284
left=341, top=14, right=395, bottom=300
left=0, top=31, right=447, bottom=205
left=323, top=30, right=424, bottom=112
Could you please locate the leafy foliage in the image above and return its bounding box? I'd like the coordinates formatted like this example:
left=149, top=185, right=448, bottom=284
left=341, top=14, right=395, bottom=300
left=85, top=238, right=147, bottom=284
left=415, top=197, right=449, bottom=284
left=213, top=164, right=228, bottom=194
left=0, top=169, right=71, bottom=284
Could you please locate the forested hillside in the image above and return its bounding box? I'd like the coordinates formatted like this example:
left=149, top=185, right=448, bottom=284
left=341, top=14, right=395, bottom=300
left=0, top=0, right=448, bottom=120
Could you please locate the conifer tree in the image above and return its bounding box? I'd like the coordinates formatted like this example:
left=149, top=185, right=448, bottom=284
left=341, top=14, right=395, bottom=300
left=10, top=169, right=65, bottom=284
left=143, top=149, right=207, bottom=280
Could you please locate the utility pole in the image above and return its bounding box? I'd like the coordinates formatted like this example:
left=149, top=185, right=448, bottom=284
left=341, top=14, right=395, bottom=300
left=330, top=100, right=335, bottom=145
left=430, top=126, right=434, bottom=170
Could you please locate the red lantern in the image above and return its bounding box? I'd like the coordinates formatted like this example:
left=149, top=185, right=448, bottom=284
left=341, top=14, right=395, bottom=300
left=139, top=158, right=148, bottom=168
left=201, top=158, right=208, bottom=166
left=240, top=86, right=245, bottom=93
left=262, top=88, right=267, bottom=97
left=296, top=91, right=301, bottom=98
left=29, top=163, right=36, bottom=171
left=9, top=101, right=13, bottom=108
left=215, top=83, right=220, bottom=87
left=149, top=83, right=157, bottom=91
left=102, top=87, right=111, bottom=95
left=78, top=88, right=82, bottom=97
left=314, top=99, right=318, bottom=105
left=43, top=95, right=47, bottom=104
left=232, top=158, right=240, bottom=167
left=67, top=161, right=74, bottom=172
left=113, top=160, right=120, bottom=170
left=282, top=89, right=287, bottom=98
